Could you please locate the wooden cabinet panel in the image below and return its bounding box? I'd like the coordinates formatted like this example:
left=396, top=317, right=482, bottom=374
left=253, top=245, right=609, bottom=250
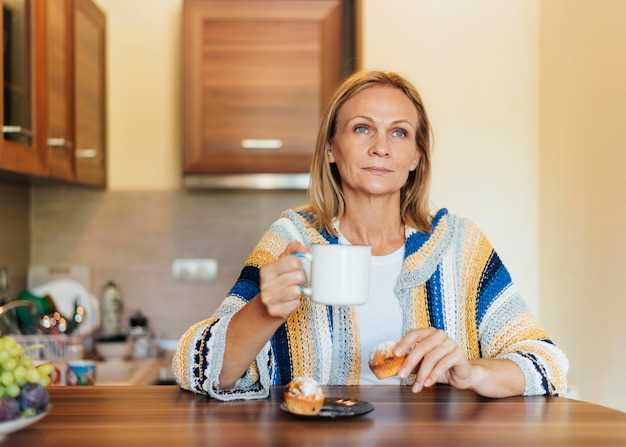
left=73, top=0, right=105, bottom=186
left=183, top=0, right=343, bottom=174
left=45, top=0, right=74, bottom=180
left=0, top=0, right=46, bottom=176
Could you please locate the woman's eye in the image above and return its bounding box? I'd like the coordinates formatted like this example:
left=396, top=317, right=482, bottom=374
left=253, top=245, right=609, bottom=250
left=392, top=128, right=408, bottom=138
left=354, top=125, right=369, bottom=134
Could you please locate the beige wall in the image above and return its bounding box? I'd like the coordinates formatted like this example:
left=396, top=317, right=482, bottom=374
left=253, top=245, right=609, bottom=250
left=100, top=0, right=182, bottom=190
left=362, top=0, right=541, bottom=314
left=540, top=0, right=626, bottom=411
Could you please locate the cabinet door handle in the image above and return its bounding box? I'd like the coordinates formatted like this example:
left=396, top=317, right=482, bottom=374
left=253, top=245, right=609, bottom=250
left=76, top=148, right=97, bottom=159
left=48, top=138, right=73, bottom=149
left=3, top=125, right=33, bottom=138
left=241, top=139, right=283, bottom=150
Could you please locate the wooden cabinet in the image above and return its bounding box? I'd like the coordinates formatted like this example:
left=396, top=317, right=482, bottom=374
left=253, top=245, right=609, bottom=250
left=183, top=0, right=350, bottom=176
left=73, top=0, right=106, bottom=186
left=0, top=0, right=106, bottom=186
left=0, top=0, right=47, bottom=176
left=44, top=0, right=74, bottom=180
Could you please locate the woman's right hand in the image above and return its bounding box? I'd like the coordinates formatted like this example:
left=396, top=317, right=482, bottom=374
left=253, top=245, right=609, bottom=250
left=259, top=241, right=309, bottom=321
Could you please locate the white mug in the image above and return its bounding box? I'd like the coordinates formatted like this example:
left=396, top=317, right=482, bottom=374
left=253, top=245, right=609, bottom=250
left=293, top=244, right=371, bottom=305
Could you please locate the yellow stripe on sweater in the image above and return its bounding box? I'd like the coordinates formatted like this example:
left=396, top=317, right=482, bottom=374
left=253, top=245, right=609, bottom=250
left=174, top=317, right=217, bottom=390
left=403, top=218, right=449, bottom=273
left=286, top=297, right=315, bottom=378
left=465, top=235, right=493, bottom=360
left=414, top=284, right=430, bottom=329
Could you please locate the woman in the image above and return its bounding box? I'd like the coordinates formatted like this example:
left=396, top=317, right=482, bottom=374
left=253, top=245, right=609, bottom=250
left=173, top=71, right=568, bottom=401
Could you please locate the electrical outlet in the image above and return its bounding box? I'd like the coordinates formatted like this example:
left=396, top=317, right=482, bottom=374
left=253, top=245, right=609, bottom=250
left=172, top=259, right=218, bottom=282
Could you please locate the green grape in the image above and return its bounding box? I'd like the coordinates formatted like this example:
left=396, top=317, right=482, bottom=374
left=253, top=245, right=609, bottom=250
left=0, top=385, right=5, bottom=398
left=0, top=351, right=9, bottom=363
left=27, top=369, right=39, bottom=384
left=0, top=370, right=14, bottom=387
left=14, top=365, right=26, bottom=381
left=8, top=345, right=22, bottom=357
left=6, top=383, right=20, bottom=398
left=20, top=356, right=33, bottom=368
left=39, top=376, right=50, bottom=387
left=2, top=357, right=17, bottom=371
left=37, top=363, right=54, bottom=377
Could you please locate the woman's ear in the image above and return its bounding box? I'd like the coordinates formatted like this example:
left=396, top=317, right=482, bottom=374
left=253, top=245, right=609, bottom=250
left=326, top=143, right=336, bottom=163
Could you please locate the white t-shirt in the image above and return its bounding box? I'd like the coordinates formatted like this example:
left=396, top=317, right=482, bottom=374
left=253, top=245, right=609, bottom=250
left=338, top=232, right=405, bottom=384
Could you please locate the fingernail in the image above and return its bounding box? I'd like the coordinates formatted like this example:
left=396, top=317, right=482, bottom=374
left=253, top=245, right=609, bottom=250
left=398, top=369, right=406, bottom=379
left=425, top=378, right=433, bottom=387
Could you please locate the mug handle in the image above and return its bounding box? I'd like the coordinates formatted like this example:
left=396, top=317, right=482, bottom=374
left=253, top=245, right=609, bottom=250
left=292, top=251, right=313, bottom=298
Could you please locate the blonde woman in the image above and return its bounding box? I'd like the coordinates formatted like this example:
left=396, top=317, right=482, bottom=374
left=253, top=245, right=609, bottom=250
left=173, top=71, right=568, bottom=401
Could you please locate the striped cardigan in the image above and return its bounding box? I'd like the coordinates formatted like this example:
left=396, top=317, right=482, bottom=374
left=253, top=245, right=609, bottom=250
left=173, top=206, right=568, bottom=400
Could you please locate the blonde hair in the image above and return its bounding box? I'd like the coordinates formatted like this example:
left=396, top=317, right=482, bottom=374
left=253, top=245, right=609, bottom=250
left=309, top=70, right=433, bottom=234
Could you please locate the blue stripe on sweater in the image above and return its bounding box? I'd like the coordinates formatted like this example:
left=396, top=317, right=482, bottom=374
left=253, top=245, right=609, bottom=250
left=228, top=266, right=260, bottom=302
left=405, top=208, right=448, bottom=257
left=270, top=324, right=292, bottom=385
left=426, top=266, right=445, bottom=330
left=476, top=252, right=512, bottom=327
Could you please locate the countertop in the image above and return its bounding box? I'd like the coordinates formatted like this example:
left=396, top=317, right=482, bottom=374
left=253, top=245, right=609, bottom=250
left=94, top=355, right=173, bottom=386
left=8, top=385, right=626, bottom=446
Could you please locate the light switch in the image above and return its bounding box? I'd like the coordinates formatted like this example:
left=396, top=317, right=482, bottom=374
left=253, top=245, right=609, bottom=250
left=172, top=259, right=218, bottom=282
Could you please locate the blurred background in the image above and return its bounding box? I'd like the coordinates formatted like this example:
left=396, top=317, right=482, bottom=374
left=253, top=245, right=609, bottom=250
left=0, top=0, right=624, bottom=411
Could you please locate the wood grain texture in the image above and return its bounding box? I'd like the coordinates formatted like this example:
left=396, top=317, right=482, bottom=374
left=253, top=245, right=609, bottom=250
left=183, top=0, right=343, bottom=174
left=44, top=0, right=74, bottom=180
left=73, top=0, right=106, bottom=187
left=8, top=385, right=626, bottom=446
left=0, top=0, right=47, bottom=176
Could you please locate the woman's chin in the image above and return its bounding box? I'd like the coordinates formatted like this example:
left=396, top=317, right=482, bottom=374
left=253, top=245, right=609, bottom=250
left=356, top=181, right=403, bottom=197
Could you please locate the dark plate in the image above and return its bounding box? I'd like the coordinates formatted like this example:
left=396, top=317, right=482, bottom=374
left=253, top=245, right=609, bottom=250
left=280, top=398, right=374, bottom=419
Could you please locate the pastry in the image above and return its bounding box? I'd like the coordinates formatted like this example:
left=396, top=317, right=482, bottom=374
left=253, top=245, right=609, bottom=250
left=369, top=341, right=407, bottom=379
left=283, top=376, right=324, bottom=416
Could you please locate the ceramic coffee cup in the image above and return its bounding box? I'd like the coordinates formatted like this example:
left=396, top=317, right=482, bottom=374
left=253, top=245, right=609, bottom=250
left=293, top=244, right=371, bottom=305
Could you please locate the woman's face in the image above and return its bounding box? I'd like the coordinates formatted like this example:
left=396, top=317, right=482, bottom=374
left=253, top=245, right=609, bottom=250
left=328, top=85, right=420, bottom=198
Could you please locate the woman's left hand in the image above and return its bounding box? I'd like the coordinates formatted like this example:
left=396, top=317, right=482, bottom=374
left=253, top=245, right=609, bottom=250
left=394, top=328, right=477, bottom=393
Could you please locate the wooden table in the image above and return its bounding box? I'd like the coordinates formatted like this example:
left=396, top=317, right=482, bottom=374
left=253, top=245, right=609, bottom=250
left=8, top=385, right=626, bottom=446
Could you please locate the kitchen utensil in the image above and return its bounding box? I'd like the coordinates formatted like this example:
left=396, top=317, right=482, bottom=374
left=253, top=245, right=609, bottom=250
left=32, top=279, right=99, bottom=335
left=280, top=398, right=374, bottom=419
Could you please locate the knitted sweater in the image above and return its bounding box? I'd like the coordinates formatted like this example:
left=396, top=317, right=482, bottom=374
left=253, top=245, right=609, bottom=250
left=172, top=206, right=568, bottom=400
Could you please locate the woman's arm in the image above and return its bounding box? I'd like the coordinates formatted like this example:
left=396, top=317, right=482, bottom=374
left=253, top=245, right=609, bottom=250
left=219, top=241, right=307, bottom=388
left=394, top=328, right=525, bottom=398
left=219, top=295, right=285, bottom=388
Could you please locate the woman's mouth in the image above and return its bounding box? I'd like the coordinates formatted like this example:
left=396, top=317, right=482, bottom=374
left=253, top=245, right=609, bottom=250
left=363, top=167, right=393, bottom=175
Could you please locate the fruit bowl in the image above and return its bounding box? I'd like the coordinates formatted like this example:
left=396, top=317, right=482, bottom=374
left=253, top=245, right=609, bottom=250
left=0, top=406, right=49, bottom=440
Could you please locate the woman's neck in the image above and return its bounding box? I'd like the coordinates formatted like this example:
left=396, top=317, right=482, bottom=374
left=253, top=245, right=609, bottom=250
left=339, top=190, right=405, bottom=256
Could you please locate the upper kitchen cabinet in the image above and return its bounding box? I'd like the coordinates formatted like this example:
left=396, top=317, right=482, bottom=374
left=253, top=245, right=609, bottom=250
left=43, top=0, right=74, bottom=181
left=0, top=0, right=47, bottom=176
left=73, top=0, right=106, bottom=187
left=183, top=0, right=356, bottom=180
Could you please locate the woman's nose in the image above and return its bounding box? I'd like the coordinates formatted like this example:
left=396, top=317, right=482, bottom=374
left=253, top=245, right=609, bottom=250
left=368, top=133, right=390, bottom=157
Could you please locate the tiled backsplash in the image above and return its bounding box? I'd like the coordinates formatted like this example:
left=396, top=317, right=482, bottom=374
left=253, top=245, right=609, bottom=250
left=30, top=185, right=307, bottom=339
left=0, top=181, right=30, bottom=298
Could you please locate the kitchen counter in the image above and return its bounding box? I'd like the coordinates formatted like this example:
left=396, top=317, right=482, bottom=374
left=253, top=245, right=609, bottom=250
left=8, top=385, right=626, bottom=446
left=94, top=356, right=173, bottom=386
